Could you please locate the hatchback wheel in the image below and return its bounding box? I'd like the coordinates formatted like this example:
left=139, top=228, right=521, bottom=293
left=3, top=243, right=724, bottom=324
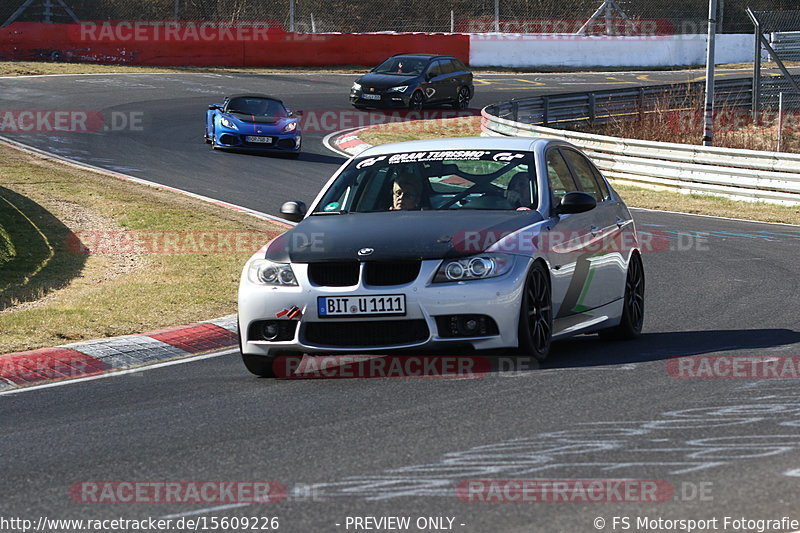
left=409, top=91, right=424, bottom=111
left=455, top=87, right=470, bottom=109
left=518, top=262, right=553, bottom=361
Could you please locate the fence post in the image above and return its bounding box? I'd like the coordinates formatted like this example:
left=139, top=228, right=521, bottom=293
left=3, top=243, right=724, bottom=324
left=588, top=93, right=596, bottom=125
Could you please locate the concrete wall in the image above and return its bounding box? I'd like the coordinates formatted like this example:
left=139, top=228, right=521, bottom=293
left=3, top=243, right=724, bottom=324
left=469, top=33, right=753, bottom=68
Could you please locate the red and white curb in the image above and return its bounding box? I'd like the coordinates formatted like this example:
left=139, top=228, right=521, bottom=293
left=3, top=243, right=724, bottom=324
left=332, top=126, right=376, bottom=156
left=0, top=316, right=238, bottom=390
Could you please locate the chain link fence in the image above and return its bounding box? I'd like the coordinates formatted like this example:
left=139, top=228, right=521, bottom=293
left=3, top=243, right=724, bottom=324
left=2, top=0, right=799, bottom=34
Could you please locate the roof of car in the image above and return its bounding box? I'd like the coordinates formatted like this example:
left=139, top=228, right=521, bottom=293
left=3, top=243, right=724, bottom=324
left=225, top=94, right=284, bottom=103
left=357, top=136, right=558, bottom=157
left=390, top=53, right=453, bottom=59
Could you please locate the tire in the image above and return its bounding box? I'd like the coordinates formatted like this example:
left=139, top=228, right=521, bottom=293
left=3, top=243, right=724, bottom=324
left=409, top=91, right=424, bottom=111
left=454, top=87, right=470, bottom=110
left=599, top=252, right=645, bottom=340
left=517, top=261, right=553, bottom=361
left=242, top=353, right=277, bottom=378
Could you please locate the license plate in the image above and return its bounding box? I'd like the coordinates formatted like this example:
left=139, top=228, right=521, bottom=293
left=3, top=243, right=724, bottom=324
left=245, top=136, right=272, bottom=143
left=361, top=93, right=381, bottom=100
left=318, top=295, right=405, bottom=317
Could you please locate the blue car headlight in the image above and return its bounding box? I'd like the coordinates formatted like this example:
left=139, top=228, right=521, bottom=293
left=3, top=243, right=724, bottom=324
left=248, top=259, right=298, bottom=286
left=283, top=121, right=297, bottom=133
left=386, top=85, right=409, bottom=93
left=220, top=117, right=238, bottom=130
left=433, top=254, right=514, bottom=283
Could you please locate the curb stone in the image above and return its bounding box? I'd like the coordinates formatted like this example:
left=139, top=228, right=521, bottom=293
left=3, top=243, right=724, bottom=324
left=0, top=315, right=238, bottom=390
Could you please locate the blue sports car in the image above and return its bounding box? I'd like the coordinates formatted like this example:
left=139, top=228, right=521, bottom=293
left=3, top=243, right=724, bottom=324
left=205, top=94, right=301, bottom=157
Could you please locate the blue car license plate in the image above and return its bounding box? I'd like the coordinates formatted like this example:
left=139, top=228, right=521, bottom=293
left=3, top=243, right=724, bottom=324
left=318, top=295, right=405, bottom=317
left=245, top=136, right=272, bottom=143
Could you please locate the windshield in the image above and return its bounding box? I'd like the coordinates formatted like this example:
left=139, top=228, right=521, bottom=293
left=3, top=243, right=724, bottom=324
left=313, top=150, right=537, bottom=214
left=225, top=97, right=287, bottom=118
left=373, top=57, right=427, bottom=76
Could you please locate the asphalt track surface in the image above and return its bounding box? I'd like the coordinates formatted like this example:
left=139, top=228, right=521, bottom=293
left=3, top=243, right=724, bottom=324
left=2, top=71, right=800, bottom=532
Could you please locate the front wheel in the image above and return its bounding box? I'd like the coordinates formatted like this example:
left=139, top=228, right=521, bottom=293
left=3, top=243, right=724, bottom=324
left=599, top=252, right=644, bottom=340
left=409, top=91, right=424, bottom=111
left=242, top=353, right=277, bottom=378
left=517, top=261, right=553, bottom=361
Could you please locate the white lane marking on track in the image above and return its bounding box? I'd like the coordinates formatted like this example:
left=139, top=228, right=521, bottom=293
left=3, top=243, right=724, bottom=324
left=0, top=135, right=295, bottom=228
left=630, top=207, right=800, bottom=228
left=160, top=503, right=250, bottom=519
left=0, top=349, right=236, bottom=397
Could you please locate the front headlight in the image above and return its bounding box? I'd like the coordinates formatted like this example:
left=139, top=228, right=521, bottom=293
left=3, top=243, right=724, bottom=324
left=220, top=117, right=238, bottom=130
left=248, top=259, right=298, bottom=286
left=433, top=254, right=514, bottom=283
left=352, top=82, right=362, bottom=91
left=387, top=85, right=409, bottom=93
left=283, top=121, right=297, bottom=132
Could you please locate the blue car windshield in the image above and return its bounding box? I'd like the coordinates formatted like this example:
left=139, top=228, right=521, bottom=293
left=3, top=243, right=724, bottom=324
left=225, top=97, right=287, bottom=118
left=313, top=150, right=537, bottom=213
left=373, top=57, right=427, bottom=76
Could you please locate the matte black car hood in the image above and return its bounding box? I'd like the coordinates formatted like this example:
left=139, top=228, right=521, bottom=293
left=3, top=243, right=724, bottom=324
left=265, top=211, right=544, bottom=263
left=358, top=73, right=419, bottom=89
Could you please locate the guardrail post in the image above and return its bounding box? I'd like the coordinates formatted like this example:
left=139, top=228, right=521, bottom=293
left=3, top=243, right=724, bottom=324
left=511, top=100, right=519, bottom=122
left=588, top=93, right=596, bottom=125
left=638, top=87, right=645, bottom=121
left=543, top=97, right=550, bottom=126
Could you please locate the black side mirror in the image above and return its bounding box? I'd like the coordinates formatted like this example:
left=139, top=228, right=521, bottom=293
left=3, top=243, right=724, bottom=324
left=425, top=72, right=434, bottom=81
left=280, top=201, right=307, bottom=223
left=208, top=104, right=220, bottom=110
left=555, top=191, right=596, bottom=215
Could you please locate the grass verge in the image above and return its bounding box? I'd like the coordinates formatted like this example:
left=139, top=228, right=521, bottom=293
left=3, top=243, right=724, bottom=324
left=355, top=116, right=800, bottom=225
left=0, top=144, right=284, bottom=354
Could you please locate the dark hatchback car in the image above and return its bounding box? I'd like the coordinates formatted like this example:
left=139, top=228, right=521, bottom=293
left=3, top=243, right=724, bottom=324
left=350, top=54, right=474, bottom=110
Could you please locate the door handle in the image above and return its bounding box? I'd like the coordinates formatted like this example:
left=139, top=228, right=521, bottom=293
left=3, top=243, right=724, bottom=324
left=616, top=217, right=625, bottom=228
left=590, top=226, right=599, bottom=237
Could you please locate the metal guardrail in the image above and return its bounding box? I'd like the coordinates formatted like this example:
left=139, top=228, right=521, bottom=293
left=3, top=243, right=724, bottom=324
left=481, top=78, right=800, bottom=205
left=485, top=78, right=752, bottom=127
left=770, top=31, right=800, bottom=61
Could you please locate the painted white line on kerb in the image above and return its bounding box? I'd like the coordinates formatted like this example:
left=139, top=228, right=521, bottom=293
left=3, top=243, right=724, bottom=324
left=0, top=349, right=236, bottom=397
left=160, top=503, right=250, bottom=519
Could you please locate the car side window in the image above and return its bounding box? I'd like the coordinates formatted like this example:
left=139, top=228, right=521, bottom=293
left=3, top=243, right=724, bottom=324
left=426, top=61, right=442, bottom=79
left=545, top=150, right=579, bottom=205
left=452, top=59, right=468, bottom=72
left=439, top=60, right=455, bottom=74
left=560, top=149, right=605, bottom=202
left=592, top=166, right=612, bottom=201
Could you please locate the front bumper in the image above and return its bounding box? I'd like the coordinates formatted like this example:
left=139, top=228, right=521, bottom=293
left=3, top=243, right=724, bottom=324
left=238, top=257, right=532, bottom=356
left=349, top=90, right=410, bottom=108
left=214, top=130, right=301, bottom=152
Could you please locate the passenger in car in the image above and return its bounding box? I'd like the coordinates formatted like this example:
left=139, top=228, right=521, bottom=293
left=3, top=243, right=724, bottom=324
left=505, top=172, right=532, bottom=208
